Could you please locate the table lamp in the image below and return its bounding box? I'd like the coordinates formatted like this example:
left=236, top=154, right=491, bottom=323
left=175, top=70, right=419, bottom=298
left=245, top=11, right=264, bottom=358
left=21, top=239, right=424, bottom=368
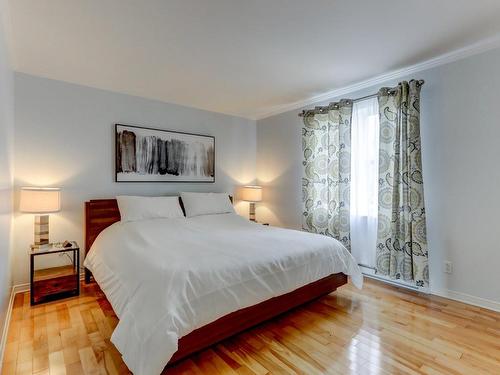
left=241, top=186, right=262, bottom=221
left=20, top=187, right=61, bottom=248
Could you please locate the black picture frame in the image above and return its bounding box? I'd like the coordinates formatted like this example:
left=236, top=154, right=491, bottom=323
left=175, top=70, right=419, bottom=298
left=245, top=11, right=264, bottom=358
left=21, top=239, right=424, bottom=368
left=115, top=123, right=215, bottom=183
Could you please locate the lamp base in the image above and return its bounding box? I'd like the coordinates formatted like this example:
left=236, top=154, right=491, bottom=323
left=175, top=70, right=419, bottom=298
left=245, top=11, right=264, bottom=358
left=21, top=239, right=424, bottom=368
left=34, top=214, right=50, bottom=247
left=249, top=202, right=256, bottom=222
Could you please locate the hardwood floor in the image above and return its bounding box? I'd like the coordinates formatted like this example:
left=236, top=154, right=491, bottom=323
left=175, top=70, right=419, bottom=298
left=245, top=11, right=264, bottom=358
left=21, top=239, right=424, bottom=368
left=2, top=278, right=499, bottom=375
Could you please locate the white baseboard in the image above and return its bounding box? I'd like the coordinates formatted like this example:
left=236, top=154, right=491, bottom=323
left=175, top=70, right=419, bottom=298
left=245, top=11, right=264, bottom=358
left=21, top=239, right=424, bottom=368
left=431, top=288, right=500, bottom=312
left=362, top=273, right=430, bottom=294
left=363, top=273, right=500, bottom=312
left=11, top=282, right=29, bottom=294
left=0, top=285, right=14, bottom=373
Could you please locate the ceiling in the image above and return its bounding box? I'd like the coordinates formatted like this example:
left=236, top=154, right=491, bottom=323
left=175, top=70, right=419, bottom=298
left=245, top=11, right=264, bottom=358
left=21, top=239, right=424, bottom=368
left=7, top=0, right=500, bottom=119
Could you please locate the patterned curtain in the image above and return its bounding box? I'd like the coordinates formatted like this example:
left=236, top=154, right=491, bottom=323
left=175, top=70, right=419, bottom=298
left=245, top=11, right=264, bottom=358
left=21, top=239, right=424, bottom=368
left=376, top=80, right=428, bottom=287
left=302, top=100, right=353, bottom=250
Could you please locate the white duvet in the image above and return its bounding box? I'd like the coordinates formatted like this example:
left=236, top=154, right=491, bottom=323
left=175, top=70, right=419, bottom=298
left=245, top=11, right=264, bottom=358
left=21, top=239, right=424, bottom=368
left=84, top=213, right=362, bottom=375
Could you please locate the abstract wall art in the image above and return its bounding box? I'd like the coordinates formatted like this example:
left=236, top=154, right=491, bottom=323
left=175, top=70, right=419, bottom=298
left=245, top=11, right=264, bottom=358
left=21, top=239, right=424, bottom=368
left=115, top=124, right=215, bottom=182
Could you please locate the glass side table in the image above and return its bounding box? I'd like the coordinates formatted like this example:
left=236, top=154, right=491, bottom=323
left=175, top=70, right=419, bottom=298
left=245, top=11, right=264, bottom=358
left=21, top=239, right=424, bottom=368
left=30, top=241, right=80, bottom=305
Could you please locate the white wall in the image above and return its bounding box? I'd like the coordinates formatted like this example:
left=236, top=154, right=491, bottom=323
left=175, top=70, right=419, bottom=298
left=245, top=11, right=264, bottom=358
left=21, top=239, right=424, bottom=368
left=13, top=73, right=256, bottom=285
left=0, top=0, right=14, bottom=358
left=257, top=47, right=500, bottom=307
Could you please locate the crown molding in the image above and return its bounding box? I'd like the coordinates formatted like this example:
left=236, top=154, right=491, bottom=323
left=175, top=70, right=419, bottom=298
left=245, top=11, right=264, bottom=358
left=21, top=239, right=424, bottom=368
left=254, top=34, right=500, bottom=120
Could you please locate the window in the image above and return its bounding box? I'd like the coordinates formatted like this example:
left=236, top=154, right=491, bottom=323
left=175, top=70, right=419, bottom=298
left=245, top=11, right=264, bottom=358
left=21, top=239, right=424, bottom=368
left=350, top=97, right=379, bottom=269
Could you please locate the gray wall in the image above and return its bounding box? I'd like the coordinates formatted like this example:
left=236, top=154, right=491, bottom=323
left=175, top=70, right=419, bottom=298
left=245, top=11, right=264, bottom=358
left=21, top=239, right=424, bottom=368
left=13, top=73, right=256, bottom=284
left=257, top=47, right=500, bottom=305
left=0, top=1, right=14, bottom=356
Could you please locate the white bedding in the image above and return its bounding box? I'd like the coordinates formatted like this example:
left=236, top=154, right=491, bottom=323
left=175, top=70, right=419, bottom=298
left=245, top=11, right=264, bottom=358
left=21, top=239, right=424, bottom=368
left=84, top=213, right=362, bottom=375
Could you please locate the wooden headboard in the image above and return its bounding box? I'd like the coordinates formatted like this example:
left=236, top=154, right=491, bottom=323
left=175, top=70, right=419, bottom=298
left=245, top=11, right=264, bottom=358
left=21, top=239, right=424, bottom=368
left=84, top=199, right=120, bottom=283
left=85, top=199, right=121, bottom=253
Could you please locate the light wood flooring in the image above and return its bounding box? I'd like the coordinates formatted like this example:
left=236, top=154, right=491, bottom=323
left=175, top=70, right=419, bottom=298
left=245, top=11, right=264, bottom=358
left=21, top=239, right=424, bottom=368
left=2, top=278, right=499, bottom=375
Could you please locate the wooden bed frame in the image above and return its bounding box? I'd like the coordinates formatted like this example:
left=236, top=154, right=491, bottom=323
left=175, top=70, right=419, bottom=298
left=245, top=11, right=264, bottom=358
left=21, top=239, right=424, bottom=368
left=84, top=198, right=348, bottom=366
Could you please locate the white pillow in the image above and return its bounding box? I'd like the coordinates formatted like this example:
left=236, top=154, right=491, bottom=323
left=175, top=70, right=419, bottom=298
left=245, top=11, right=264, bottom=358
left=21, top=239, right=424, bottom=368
left=180, top=192, right=234, bottom=218
left=116, top=196, right=184, bottom=222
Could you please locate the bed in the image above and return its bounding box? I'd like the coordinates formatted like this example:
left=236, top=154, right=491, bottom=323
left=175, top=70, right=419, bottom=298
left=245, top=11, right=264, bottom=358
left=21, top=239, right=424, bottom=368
left=83, top=198, right=362, bottom=375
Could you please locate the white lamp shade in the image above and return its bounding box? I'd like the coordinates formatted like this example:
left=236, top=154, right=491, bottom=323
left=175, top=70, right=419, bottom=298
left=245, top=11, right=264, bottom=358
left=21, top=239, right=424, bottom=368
left=241, top=186, right=262, bottom=202
left=20, top=187, right=61, bottom=213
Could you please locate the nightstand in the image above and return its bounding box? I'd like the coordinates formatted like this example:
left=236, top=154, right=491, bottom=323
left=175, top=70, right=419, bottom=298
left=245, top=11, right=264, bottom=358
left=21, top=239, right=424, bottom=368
left=30, top=241, right=80, bottom=305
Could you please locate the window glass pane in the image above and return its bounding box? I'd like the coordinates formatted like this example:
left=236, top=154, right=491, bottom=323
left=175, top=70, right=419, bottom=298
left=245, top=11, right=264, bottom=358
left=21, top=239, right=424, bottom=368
left=350, top=97, right=379, bottom=269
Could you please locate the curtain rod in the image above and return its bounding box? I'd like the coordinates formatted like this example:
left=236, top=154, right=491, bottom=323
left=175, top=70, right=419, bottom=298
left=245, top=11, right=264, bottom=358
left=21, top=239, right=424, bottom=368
left=298, top=79, right=425, bottom=117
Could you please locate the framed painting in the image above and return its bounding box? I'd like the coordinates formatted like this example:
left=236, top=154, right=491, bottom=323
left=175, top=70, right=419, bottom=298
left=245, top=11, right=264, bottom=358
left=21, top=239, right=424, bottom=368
left=115, top=124, right=215, bottom=182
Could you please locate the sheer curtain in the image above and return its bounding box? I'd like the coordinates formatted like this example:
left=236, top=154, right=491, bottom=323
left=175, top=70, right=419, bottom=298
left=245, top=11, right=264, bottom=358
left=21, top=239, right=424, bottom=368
left=350, top=97, right=379, bottom=269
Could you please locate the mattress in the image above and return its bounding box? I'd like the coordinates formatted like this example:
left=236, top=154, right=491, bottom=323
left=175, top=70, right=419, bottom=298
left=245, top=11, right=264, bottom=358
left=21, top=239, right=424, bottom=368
left=84, top=213, right=362, bottom=375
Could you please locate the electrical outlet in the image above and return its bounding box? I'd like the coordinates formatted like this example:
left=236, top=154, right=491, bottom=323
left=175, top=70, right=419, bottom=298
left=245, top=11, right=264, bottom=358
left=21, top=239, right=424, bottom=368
left=444, top=261, right=452, bottom=274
